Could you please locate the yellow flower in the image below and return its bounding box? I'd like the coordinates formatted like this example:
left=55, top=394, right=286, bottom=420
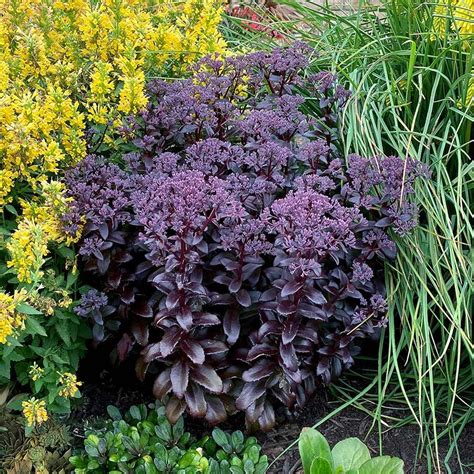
left=58, top=372, right=82, bottom=398
left=432, top=0, right=474, bottom=41
left=29, top=362, right=45, bottom=381
left=0, top=290, right=26, bottom=344
left=22, top=397, right=49, bottom=427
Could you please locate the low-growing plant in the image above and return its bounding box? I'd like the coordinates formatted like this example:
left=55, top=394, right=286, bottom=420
left=64, top=43, right=428, bottom=430
left=70, top=402, right=268, bottom=473
left=298, top=427, right=404, bottom=474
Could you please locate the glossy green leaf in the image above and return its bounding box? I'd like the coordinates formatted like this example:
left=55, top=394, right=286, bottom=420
left=310, top=457, right=334, bottom=474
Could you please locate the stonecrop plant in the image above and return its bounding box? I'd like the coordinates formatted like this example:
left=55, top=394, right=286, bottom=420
left=64, top=43, right=428, bottom=430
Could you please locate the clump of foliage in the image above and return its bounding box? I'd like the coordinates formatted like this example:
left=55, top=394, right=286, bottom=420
left=0, top=406, right=72, bottom=473
left=0, top=0, right=226, bottom=422
left=64, top=43, right=428, bottom=430
left=298, top=427, right=404, bottom=473
left=70, top=402, right=268, bottom=473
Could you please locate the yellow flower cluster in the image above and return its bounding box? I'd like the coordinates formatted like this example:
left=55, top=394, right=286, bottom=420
left=29, top=362, right=45, bottom=381
left=22, top=397, right=49, bottom=427
left=0, top=290, right=26, bottom=344
left=1, top=0, right=226, bottom=282
left=6, top=182, right=78, bottom=283
left=432, top=0, right=474, bottom=39
left=58, top=372, right=82, bottom=398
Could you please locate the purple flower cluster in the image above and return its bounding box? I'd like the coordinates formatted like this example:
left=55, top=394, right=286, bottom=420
left=64, top=43, right=427, bottom=430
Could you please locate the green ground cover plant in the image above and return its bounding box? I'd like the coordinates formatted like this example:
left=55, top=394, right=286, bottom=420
left=70, top=402, right=268, bottom=474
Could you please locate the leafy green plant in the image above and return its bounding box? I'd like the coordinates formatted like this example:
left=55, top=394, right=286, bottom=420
left=0, top=237, right=90, bottom=417
left=70, top=402, right=268, bottom=474
left=298, top=428, right=404, bottom=474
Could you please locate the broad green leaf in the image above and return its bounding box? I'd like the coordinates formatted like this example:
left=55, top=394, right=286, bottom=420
left=25, top=316, right=47, bottom=337
left=358, top=456, right=404, bottom=474
left=212, top=427, right=229, bottom=448
left=310, top=457, right=334, bottom=474
left=299, top=428, right=333, bottom=474
left=107, top=405, right=122, bottom=421
left=331, top=438, right=370, bottom=471
left=16, top=304, right=42, bottom=315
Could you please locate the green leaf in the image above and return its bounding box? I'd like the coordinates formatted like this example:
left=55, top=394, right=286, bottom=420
left=212, top=428, right=229, bottom=448
left=331, top=438, right=370, bottom=471
left=25, top=316, right=47, bottom=336
left=310, top=457, right=334, bottom=474
left=16, top=304, right=43, bottom=315
left=107, top=405, right=122, bottom=421
left=358, top=456, right=404, bottom=474
left=129, top=405, right=141, bottom=420
left=299, top=428, right=333, bottom=474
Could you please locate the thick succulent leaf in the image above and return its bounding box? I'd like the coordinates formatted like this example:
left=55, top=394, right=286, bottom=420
left=204, top=395, right=227, bottom=425
left=242, top=360, right=274, bottom=383
left=235, top=381, right=266, bottom=411
left=223, top=308, right=240, bottom=345
left=282, top=314, right=301, bottom=345
left=280, top=342, right=298, bottom=372
left=192, top=365, right=223, bottom=393
left=257, top=401, right=275, bottom=432
left=131, top=319, right=149, bottom=346
left=281, top=279, right=304, bottom=298
left=165, top=397, right=186, bottom=424
left=181, top=338, right=205, bottom=364
left=184, top=383, right=207, bottom=417
left=153, top=369, right=172, bottom=399
left=160, top=327, right=183, bottom=357
left=171, top=360, right=190, bottom=398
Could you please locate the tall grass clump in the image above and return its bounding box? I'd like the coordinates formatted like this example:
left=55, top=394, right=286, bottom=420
left=224, top=0, right=473, bottom=471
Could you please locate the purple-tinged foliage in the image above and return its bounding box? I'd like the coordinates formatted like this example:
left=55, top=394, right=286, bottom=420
left=66, top=43, right=428, bottom=430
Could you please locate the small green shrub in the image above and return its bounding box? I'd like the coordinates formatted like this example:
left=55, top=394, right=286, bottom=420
left=70, top=402, right=268, bottom=473
left=298, top=427, right=404, bottom=474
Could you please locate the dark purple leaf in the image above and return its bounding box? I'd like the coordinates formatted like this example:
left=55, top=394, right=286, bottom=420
left=176, top=306, right=193, bottom=330
left=181, top=339, right=205, bottom=364
left=280, top=342, right=298, bottom=372
left=131, top=319, right=149, bottom=346
left=304, top=288, right=327, bottom=305
left=236, top=289, right=251, bottom=307
left=171, top=361, right=190, bottom=398
left=165, top=397, right=186, bottom=424
left=223, top=308, right=240, bottom=345
left=192, top=365, right=223, bottom=393
left=153, top=369, right=172, bottom=399
left=247, top=343, right=278, bottom=361
left=282, top=314, right=301, bottom=345
left=277, top=300, right=296, bottom=315
left=184, top=383, right=207, bottom=417
left=205, top=396, right=227, bottom=425
left=117, top=333, right=133, bottom=361
left=257, top=401, right=275, bottom=431
left=235, top=381, right=266, bottom=411
left=281, top=280, right=304, bottom=298
left=160, top=327, right=183, bottom=357
left=242, top=360, right=274, bottom=382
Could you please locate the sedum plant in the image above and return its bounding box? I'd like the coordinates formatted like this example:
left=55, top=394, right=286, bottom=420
left=64, top=43, right=428, bottom=430
left=69, top=402, right=268, bottom=473
left=298, top=427, right=404, bottom=474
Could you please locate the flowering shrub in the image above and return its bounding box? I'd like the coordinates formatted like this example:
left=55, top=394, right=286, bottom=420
left=65, top=44, right=428, bottom=430
left=0, top=0, right=226, bottom=423
left=0, top=0, right=226, bottom=281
